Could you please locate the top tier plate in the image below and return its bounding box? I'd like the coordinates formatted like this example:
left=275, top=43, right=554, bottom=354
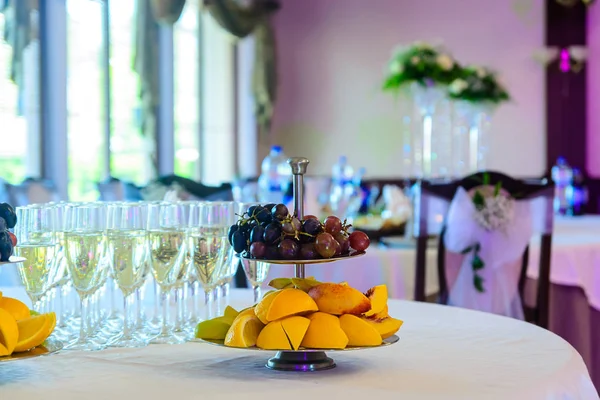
left=236, top=251, right=365, bottom=265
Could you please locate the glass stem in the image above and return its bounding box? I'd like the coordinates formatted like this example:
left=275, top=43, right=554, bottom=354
left=253, top=285, right=261, bottom=304
left=79, top=295, right=89, bottom=342
left=188, top=280, right=197, bottom=324
left=135, top=287, right=143, bottom=329
left=204, top=290, right=214, bottom=320
left=160, top=287, right=171, bottom=336
left=122, top=293, right=133, bottom=340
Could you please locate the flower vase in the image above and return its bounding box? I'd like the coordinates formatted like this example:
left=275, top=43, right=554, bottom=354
left=453, top=101, right=495, bottom=175
left=410, top=82, right=452, bottom=179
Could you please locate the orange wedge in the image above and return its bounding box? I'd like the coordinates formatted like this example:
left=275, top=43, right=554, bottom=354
left=0, top=308, right=19, bottom=355
left=224, top=314, right=264, bottom=348
left=14, top=313, right=53, bottom=353
left=0, top=296, right=31, bottom=321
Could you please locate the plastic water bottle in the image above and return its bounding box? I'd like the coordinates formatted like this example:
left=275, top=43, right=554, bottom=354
left=551, top=157, right=573, bottom=215
left=258, top=145, right=291, bottom=204
left=566, top=168, right=587, bottom=216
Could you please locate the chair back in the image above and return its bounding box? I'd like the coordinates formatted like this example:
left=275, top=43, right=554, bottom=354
left=414, top=171, right=554, bottom=327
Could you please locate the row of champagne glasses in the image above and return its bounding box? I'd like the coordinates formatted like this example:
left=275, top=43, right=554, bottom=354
left=12, top=200, right=270, bottom=350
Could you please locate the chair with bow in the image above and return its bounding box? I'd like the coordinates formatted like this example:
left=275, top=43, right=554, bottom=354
left=413, top=172, right=554, bottom=328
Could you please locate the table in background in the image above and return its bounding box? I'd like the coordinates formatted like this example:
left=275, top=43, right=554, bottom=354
left=0, top=288, right=597, bottom=400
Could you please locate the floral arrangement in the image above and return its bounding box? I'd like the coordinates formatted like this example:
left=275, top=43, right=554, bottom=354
left=461, top=175, right=515, bottom=292
left=383, top=42, right=461, bottom=91
left=448, top=66, right=510, bottom=105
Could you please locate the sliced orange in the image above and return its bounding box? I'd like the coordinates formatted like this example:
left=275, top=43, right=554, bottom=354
left=0, top=296, right=31, bottom=321
left=224, top=314, right=264, bottom=348
left=14, top=313, right=52, bottom=353
left=0, top=308, right=19, bottom=355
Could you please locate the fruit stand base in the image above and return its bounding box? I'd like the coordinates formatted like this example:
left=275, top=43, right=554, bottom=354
left=266, top=351, right=335, bottom=371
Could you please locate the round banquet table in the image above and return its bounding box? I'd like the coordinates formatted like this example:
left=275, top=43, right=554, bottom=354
left=0, top=289, right=597, bottom=400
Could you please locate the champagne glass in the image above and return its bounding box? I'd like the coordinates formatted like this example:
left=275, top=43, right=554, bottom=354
left=241, top=258, right=271, bottom=303
left=106, top=203, right=149, bottom=347
left=64, top=203, right=109, bottom=351
left=147, top=202, right=187, bottom=345
left=14, top=205, right=61, bottom=313
left=189, top=201, right=234, bottom=320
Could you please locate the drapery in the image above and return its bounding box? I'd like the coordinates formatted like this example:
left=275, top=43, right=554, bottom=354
left=204, top=0, right=278, bottom=134
left=0, top=0, right=34, bottom=115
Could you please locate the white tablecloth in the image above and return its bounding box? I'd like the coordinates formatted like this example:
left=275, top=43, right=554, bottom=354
left=0, top=288, right=597, bottom=400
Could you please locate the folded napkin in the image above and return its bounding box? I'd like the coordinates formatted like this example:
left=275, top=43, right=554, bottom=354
left=380, top=185, right=412, bottom=224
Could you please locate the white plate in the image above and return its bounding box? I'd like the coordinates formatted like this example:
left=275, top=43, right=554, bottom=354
left=0, top=256, right=26, bottom=265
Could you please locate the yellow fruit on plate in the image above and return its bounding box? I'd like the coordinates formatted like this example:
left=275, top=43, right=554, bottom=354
left=255, top=290, right=280, bottom=324
left=308, top=283, right=371, bottom=315
left=339, top=314, right=382, bottom=347
left=256, top=321, right=290, bottom=350
left=223, top=306, right=239, bottom=319
left=0, top=296, right=31, bottom=321
left=0, top=308, right=18, bottom=355
left=291, top=277, right=321, bottom=292
left=363, top=285, right=388, bottom=317
left=266, top=288, right=318, bottom=322
left=224, top=314, right=264, bottom=348
left=195, top=316, right=235, bottom=340
left=362, top=315, right=403, bottom=339
left=14, top=313, right=53, bottom=353
left=281, top=316, right=310, bottom=350
left=300, top=312, right=348, bottom=349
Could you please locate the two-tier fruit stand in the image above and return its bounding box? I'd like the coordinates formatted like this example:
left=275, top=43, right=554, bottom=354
left=216, top=157, right=397, bottom=372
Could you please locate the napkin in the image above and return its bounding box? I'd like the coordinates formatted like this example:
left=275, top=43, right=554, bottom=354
left=380, top=185, right=412, bottom=224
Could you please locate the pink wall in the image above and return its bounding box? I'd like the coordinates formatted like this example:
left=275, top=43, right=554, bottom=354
left=588, top=6, right=600, bottom=177
left=270, top=0, right=546, bottom=177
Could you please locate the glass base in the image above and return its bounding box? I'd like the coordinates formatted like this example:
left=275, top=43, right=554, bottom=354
left=64, top=339, right=106, bottom=351
left=149, top=333, right=185, bottom=345
left=110, top=335, right=147, bottom=348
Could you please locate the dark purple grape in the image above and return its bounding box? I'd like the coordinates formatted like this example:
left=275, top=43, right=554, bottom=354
left=0, top=217, right=6, bottom=231
left=255, top=207, right=271, bottom=223
left=334, top=232, right=350, bottom=254
left=232, top=230, right=247, bottom=253
left=260, top=220, right=271, bottom=228
left=0, top=231, right=13, bottom=261
left=303, top=215, right=318, bottom=220
left=299, top=243, right=319, bottom=259
left=228, top=225, right=239, bottom=246
left=264, top=245, right=279, bottom=259
left=271, top=204, right=289, bottom=221
left=263, top=203, right=276, bottom=213
left=263, top=222, right=282, bottom=245
left=302, top=218, right=322, bottom=236
left=324, top=216, right=342, bottom=235
left=250, top=226, right=265, bottom=243
left=250, top=242, right=266, bottom=258
left=278, top=239, right=299, bottom=259
left=247, top=205, right=258, bottom=217
left=0, top=203, right=16, bottom=229
left=315, top=232, right=337, bottom=258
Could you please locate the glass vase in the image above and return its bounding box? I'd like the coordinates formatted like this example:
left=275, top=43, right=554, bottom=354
left=453, top=101, right=495, bottom=175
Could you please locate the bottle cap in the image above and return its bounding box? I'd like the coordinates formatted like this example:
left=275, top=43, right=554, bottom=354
left=272, top=145, right=282, bottom=153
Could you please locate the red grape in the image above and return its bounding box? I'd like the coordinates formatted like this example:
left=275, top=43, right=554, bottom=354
left=250, top=242, right=266, bottom=258
left=302, top=218, right=322, bottom=236
left=324, top=216, right=342, bottom=235
left=300, top=243, right=319, bottom=259
left=291, top=217, right=302, bottom=231
left=334, top=232, right=350, bottom=254
left=315, top=232, right=337, bottom=258
left=349, top=231, right=370, bottom=252
left=278, top=239, right=299, bottom=259
left=272, top=204, right=289, bottom=220
left=303, top=215, right=319, bottom=220
left=333, top=239, right=342, bottom=256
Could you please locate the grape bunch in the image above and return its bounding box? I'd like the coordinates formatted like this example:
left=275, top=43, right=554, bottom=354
left=228, top=203, right=370, bottom=260
left=0, top=203, right=17, bottom=262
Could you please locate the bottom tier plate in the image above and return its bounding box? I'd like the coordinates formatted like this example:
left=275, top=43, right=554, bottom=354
left=0, top=338, right=63, bottom=363
left=193, top=335, right=399, bottom=371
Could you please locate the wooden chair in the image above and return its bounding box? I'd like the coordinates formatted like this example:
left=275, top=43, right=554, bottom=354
left=413, top=171, right=554, bottom=328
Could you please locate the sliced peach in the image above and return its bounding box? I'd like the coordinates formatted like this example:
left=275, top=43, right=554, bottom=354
left=362, top=315, right=403, bottom=339
left=308, top=283, right=371, bottom=315
left=339, top=314, right=382, bottom=347
left=265, top=288, right=318, bottom=322
left=300, top=312, right=348, bottom=349
left=363, top=285, right=388, bottom=317
left=281, top=316, right=310, bottom=350
left=256, top=321, right=291, bottom=350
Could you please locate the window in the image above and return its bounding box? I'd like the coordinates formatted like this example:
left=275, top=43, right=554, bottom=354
left=0, top=9, right=41, bottom=184
left=66, top=0, right=105, bottom=201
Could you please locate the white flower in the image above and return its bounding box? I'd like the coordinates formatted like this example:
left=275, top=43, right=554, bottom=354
left=389, top=59, right=404, bottom=74
left=436, top=54, right=454, bottom=71
left=411, top=56, right=420, bottom=65
left=475, top=67, right=487, bottom=78
left=449, top=79, right=468, bottom=94
left=473, top=194, right=515, bottom=231
left=413, top=41, right=432, bottom=50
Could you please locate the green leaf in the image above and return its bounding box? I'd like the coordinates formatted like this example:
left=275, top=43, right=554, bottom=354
left=460, top=246, right=473, bottom=255
left=483, top=173, right=490, bottom=186
left=473, top=274, right=485, bottom=293
left=472, top=190, right=485, bottom=209
left=494, top=181, right=502, bottom=197
left=472, top=256, right=484, bottom=270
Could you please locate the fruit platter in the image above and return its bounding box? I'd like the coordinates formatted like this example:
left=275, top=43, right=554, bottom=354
left=195, top=157, right=402, bottom=371
left=0, top=292, right=61, bottom=362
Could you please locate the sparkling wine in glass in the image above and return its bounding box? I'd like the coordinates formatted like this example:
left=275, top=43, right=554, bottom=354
left=64, top=203, right=108, bottom=351
left=106, top=203, right=149, bottom=348
left=147, top=202, right=187, bottom=345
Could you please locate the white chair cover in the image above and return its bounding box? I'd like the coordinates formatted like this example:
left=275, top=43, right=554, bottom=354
left=443, top=187, right=533, bottom=319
